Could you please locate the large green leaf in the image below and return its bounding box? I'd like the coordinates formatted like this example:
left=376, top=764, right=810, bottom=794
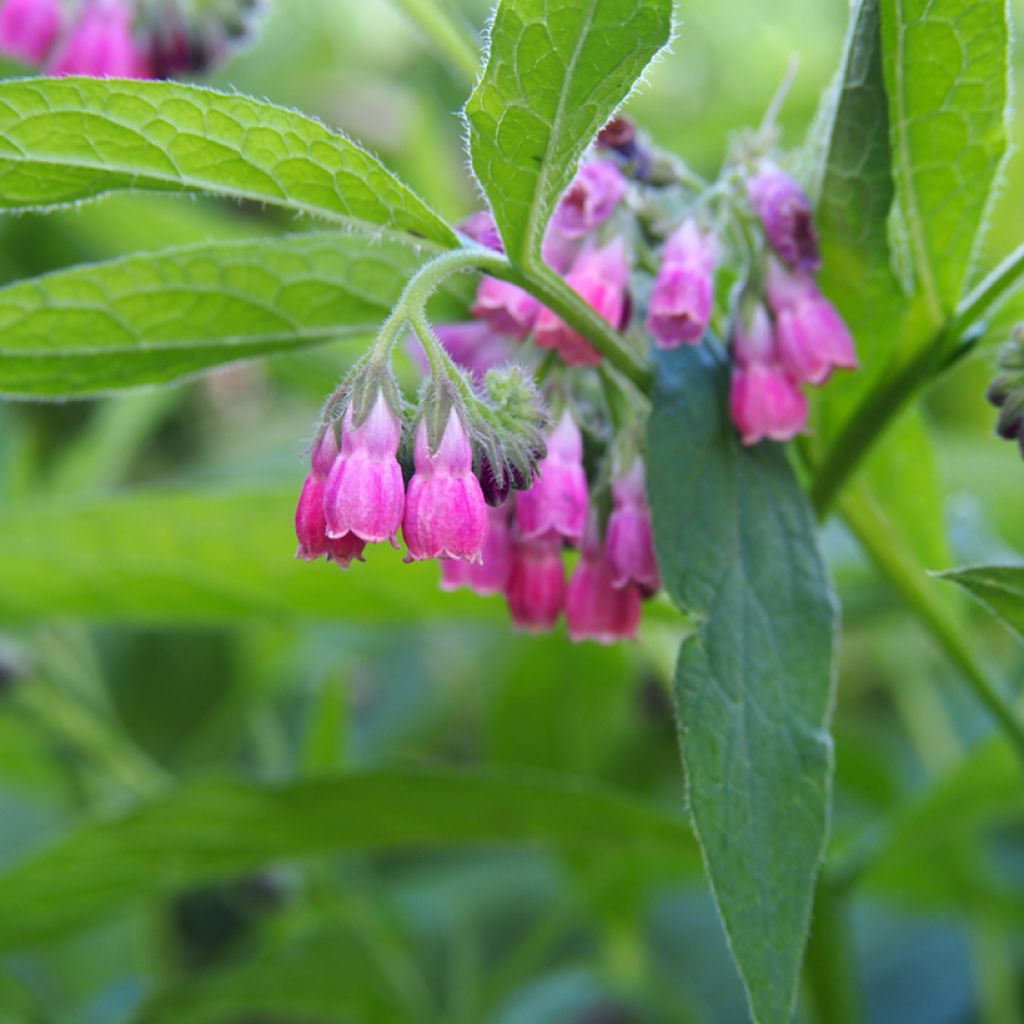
left=0, top=487, right=503, bottom=623
left=0, top=232, right=465, bottom=398
left=0, top=767, right=695, bottom=949
left=879, top=0, right=1009, bottom=314
left=938, top=564, right=1024, bottom=637
left=647, top=343, right=838, bottom=1024
left=464, top=0, right=671, bottom=264
left=0, top=78, right=458, bottom=248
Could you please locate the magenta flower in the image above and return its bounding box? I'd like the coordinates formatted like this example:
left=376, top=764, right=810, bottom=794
left=746, top=162, right=820, bottom=272
left=458, top=210, right=503, bottom=252
left=730, top=363, right=808, bottom=446
left=605, top=456, right=660, bottom=594
left=48, top=0, right=151, bottom=77
left=324, top=392, right=405, bottom=545
left=534, top=238, right=630, bottom=367
left=295, top=428, right=340, bottom=562
left=0, top=0, right=61, bottom=63
left=441, top=502, right=514, bottom=595
left=515, top=410, right=589, bottom=546
left=765, top=261, right=857, bottom=385
left=646, top=220, right=717, bottom=348
left=326, top=532, right=367, bottom=569
left=403, top=409, right=488, bottom=562
left=567, top=523, right=642, bottom=644
left=552, top=159, right=629, bottom=238
left=505, top=531, right=566, bottom=632
left=472, top=276, right=541, bottom=340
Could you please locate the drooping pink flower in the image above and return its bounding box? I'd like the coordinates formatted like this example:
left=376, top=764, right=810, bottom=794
left=48, top=0, right=151, bottom=77
left=472, top=276, right=541, bottom=340
left=515, top=410, right=588, bottom=546
left=440, top=502, right=513, bottom=595
left=407, top=321, right=516, bottom=384
left=327, top=531, right=366, bottom=569
left=730, top=363, right=809, bottom=446
left=746, top=162, right=820, bottom=272
left=646, top=220, right=717, bottom=348
left=605, top=456, right=660, bottom=594
left=533, top=238, right=630, bottom=366
left=0, top=0, right=61, bottom=63
left=765, top=261, right=857, bottom=386
left=295, top=427, right=339, bottom=562
left=403, top=409, right=488, bottom=562
left=505, top=531, right=566, bottom=632
left=552, top=159, right=628, bottom=238
left=458, top=210, right=503, bottom=252
left=324, top=392, right=405, bottom=545
left=566, top=521, right=642, bottom=644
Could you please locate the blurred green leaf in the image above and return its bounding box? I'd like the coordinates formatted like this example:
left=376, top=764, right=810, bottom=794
left=0, top=232, right=467, bottom=398
left=464, top=0, right=671, bottom=264
left=647, top=343, right=838, bottom=1024
left=0, top=767, right=695, bottom=950
left=938, top=564, right=1024, bottom=637
left=0, top=78, right=458, bottom=248
left=879, top=0, right=1009, bottom=314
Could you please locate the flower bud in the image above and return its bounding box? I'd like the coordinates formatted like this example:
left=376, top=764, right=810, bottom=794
left=746, top=162, right=820, bottom=272
left=403, top=409, right=488, bottom=562
left=567, top=521, right=642, bottom=644
left=730, top=363, right=809, bottom=446
left=534, top=238, right=630, bottom=366
left=0, top=0, right=61, bottom=63
left=323, top=391, right=405, bottom=545
left=605, top=456, right=660, bottom=594
left=505, top=531, right=566, bottom=632
left=988, top=328, right=1024, bottom=449
left=48, top=0, right=151, bottom=77
left=515, top=410, right=589, bottom=545
left=552, top=159, right=628, bottom=238
left=766, top=261, right=856, bottom=385
left=441, top=503, right=513, bottom=595
left=646, top=220, right=717, bottom=348
left=472, top=276, right=541, bottom=340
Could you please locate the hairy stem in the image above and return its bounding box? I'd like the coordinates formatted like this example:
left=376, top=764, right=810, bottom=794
left=953, top=241, right=1024, bottom=337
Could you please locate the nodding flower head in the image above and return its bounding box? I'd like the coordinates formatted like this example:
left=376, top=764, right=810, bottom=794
left=746, top=161, right=820, bottom=272
left=566, top=519, right=642, bottom=644
left=48, top=0, right=151, bottom=77
left=323, top=390, right=405, bottom=545
left=515, top=409, right=589, bottom=546
left=552, top=159, right=629, bottom=238
left=605, top=456, right=660, bottom=595
left=765, top=260, right=857, bottom=386
left=294, top=425, right=339, bottom=562
left=403, top=408, right=489, bottom=562
left=534, top=237, right=631, bottom=366
left=504, top=531, right=566, bottom=632
left=0, top=0, right=62, bottom=64
left=646, top=219, right=717, bottom=348
left=441, top=502, right=514, bottom=596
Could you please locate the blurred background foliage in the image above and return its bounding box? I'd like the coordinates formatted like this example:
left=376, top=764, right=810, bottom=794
left=2, top=1, right=1024, bottom=1022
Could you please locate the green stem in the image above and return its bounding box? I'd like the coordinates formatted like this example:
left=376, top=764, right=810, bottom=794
left=388, top=0, right=480, bottom=85
left=953, top=241, right=1024, bottom=337
left=838, top=490, right=1024, bottom=766
left=803, top=880, right=863, bottom=1024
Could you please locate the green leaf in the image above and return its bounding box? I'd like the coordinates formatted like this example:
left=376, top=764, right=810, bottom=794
left=464, top=0, right=671, bottom=264
left=0, top=767, right=696, bottom=949
left=0, top=77, right=458, bottom=248
left=938, top=564, right=1024, bottom=637
left=879, top=0, right=1009, bottom=315
left=0, top=232, right=466, bottom=398
left=0, top=487, right=504, bottom=623
left=647, top=343, right=838, bottom=1024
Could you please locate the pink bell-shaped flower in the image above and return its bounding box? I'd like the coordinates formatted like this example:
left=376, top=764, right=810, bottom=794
left=551, top=159, right=629, bottom=238
left=646, top=220, right=717, bottom=348
left=515, top=410, right=589, bottom=546
left=326, top=531, right=367, bottom=569
left=604, top=456, right=660, bottom=594
left=746, top=162, right=820, bottom=272
left=505, top=531, right=566, bottom=632
left=533, top=238, right=630, bottom=366
left=440, top=502, right=514, bottom=595
left=472, top=276, right=541, bottom=340
left=765, top=261, right=857, bottom=386
left=403, top=409, right=488, bottom=562
left=48, top=0, right=151, bottom=77
left=324, top=392, right=406, bottom=545
left=566, top=521, right=642, bottom=644
left=0, top=0, right=61, bottom=63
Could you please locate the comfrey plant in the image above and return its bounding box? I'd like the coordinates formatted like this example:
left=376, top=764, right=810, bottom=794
left=0, top=0, right=1023, bottom=1021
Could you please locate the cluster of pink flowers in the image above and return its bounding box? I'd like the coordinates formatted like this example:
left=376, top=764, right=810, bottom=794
left=0, top=0, right=260, bottom=77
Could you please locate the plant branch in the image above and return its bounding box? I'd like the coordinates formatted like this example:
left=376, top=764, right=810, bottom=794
left=388, top=0, right=481, bottom=85
left=953, top=241, right=1024, bottom=337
